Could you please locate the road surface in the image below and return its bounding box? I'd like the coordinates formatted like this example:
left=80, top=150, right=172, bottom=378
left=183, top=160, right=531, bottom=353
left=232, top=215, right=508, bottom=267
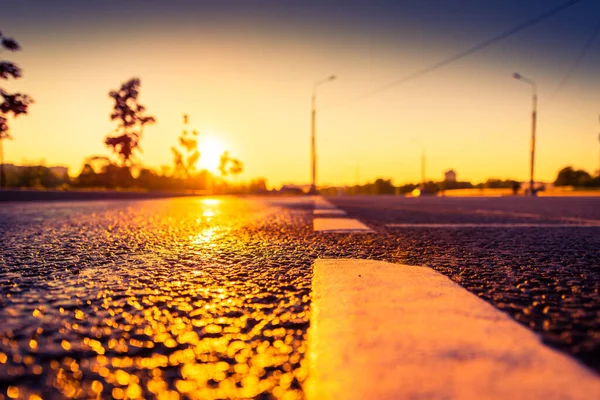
left=0, top=195, right=598, bottom=399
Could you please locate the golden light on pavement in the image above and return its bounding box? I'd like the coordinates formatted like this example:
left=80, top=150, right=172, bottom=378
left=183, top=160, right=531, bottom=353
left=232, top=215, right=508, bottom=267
left=200, top=199, right=221, bottom=206
left=192, top=228, right=216, bottom=245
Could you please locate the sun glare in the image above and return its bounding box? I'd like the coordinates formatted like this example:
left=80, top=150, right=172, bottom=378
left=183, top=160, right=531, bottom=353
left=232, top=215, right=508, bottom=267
left=197, top=135, right=226, bottom=172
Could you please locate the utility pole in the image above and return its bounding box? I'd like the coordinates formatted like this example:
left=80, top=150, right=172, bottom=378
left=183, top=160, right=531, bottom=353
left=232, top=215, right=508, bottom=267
left=310, top=92, right=316, bottom=194
left=513, top=72, right=537, bottom=196
left=530, top=89, right=537, bottom=196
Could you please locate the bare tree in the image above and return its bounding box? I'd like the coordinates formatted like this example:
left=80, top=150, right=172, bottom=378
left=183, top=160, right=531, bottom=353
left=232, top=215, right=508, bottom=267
left=105, top=78, right=155, bottom=167
left=0, top=31, right=33, bottom=187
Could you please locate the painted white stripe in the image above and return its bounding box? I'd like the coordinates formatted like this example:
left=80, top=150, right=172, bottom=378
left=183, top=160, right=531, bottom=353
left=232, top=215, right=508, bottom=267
left=471, top=209, right=600, bottom=225
left=386, top=223, right=600, bottom=228
left=306, top=259, right=600, bottom=400
left=314, top=218, right=373, bottom=232
left=313, top=196, right=338, bottom=210
left=313, top=209, right=347, bottom=216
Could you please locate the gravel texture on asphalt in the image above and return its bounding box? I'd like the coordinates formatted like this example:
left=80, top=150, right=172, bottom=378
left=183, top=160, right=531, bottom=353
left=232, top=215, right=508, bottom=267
left=0, top=195, right=599, bottom=399
left=0, top=198, right=315, bottom=400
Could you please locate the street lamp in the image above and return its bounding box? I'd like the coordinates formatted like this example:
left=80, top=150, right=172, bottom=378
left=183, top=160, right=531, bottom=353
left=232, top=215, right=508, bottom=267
left=513, top=72, right=538, bottom=196
left=310, top=74, right=336, bottom=194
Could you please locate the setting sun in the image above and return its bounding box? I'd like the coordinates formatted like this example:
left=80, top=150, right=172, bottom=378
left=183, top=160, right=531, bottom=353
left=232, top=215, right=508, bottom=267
left=197, top=135, right=226, bottom=172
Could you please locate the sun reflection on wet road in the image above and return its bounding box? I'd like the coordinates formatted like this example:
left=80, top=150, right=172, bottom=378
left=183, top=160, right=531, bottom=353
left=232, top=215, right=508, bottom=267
left=0, top=197, right=313, bottom=399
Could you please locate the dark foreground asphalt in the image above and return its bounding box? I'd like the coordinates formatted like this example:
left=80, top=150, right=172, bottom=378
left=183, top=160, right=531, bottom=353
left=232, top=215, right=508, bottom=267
left=0, top=195, right=598, bottom=399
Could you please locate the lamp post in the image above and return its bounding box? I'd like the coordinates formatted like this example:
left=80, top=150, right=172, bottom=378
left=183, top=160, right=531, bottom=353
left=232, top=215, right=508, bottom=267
left=310, top=75, right=336, bottom=194
left=513, top=72, right=537, bottom=196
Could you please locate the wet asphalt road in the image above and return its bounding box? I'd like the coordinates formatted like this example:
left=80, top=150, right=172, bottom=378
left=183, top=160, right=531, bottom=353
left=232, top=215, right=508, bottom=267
left=0, top=195, right=599, bottom=399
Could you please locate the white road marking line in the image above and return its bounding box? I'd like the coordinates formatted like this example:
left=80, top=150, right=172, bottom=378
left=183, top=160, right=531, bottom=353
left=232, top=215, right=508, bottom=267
left=386, top=223, right=600, bottom=228
left=314, top=218, right=373, bottom=232
left=471, top=209, right=600, bottom=225
left=313, top=209, right=347, bottom=216
left=306, top=259, right=600, bottom=400
left=313, top=196, right=338, bottom=210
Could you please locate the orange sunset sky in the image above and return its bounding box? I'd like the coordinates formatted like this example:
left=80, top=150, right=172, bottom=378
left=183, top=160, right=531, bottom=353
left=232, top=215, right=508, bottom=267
left=2, top=0, right=599, bottom=187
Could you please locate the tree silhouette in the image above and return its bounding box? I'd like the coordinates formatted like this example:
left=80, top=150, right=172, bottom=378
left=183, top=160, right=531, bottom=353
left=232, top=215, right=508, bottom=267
left=554, top=166, right=596, bottom=187
left=171, top=147, right=186, bottom=178
left=105, top=78, right=155, bottom=167
left=0, top=31, right=33, bottom=187
left=229, top=158, right=243, bottom=177
left=171, top=114, right=200, bottom=178
left=75, top=156, right=133, bottom=188
left=218, top=151, right=229, bottom=177
left=218, top=151, right=243, bottom=178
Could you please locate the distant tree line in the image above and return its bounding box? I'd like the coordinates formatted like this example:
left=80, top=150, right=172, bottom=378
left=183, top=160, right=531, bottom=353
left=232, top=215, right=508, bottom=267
left=1, top=161, right=266, bottom=194
left=320, top=177, right=524, bottom=196
left=320, top=166, right=599, bottom=196
left=1, top=165, right=68, bottom=188
left=554, top=166, right=599, bottom=187
left=4, top=164, right=599, bottom=195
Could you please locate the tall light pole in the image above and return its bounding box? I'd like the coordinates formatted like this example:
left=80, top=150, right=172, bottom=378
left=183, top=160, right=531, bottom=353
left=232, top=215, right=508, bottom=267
left=513, top=72, right=537, bottom=196
left=310, top=74, right=336, bottom=194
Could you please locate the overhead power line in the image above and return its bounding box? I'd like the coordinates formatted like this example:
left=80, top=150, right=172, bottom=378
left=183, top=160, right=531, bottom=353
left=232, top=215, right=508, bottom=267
left=550, top=19, right=600, bottom=99
left=334, top=0, right=587, bottom=109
